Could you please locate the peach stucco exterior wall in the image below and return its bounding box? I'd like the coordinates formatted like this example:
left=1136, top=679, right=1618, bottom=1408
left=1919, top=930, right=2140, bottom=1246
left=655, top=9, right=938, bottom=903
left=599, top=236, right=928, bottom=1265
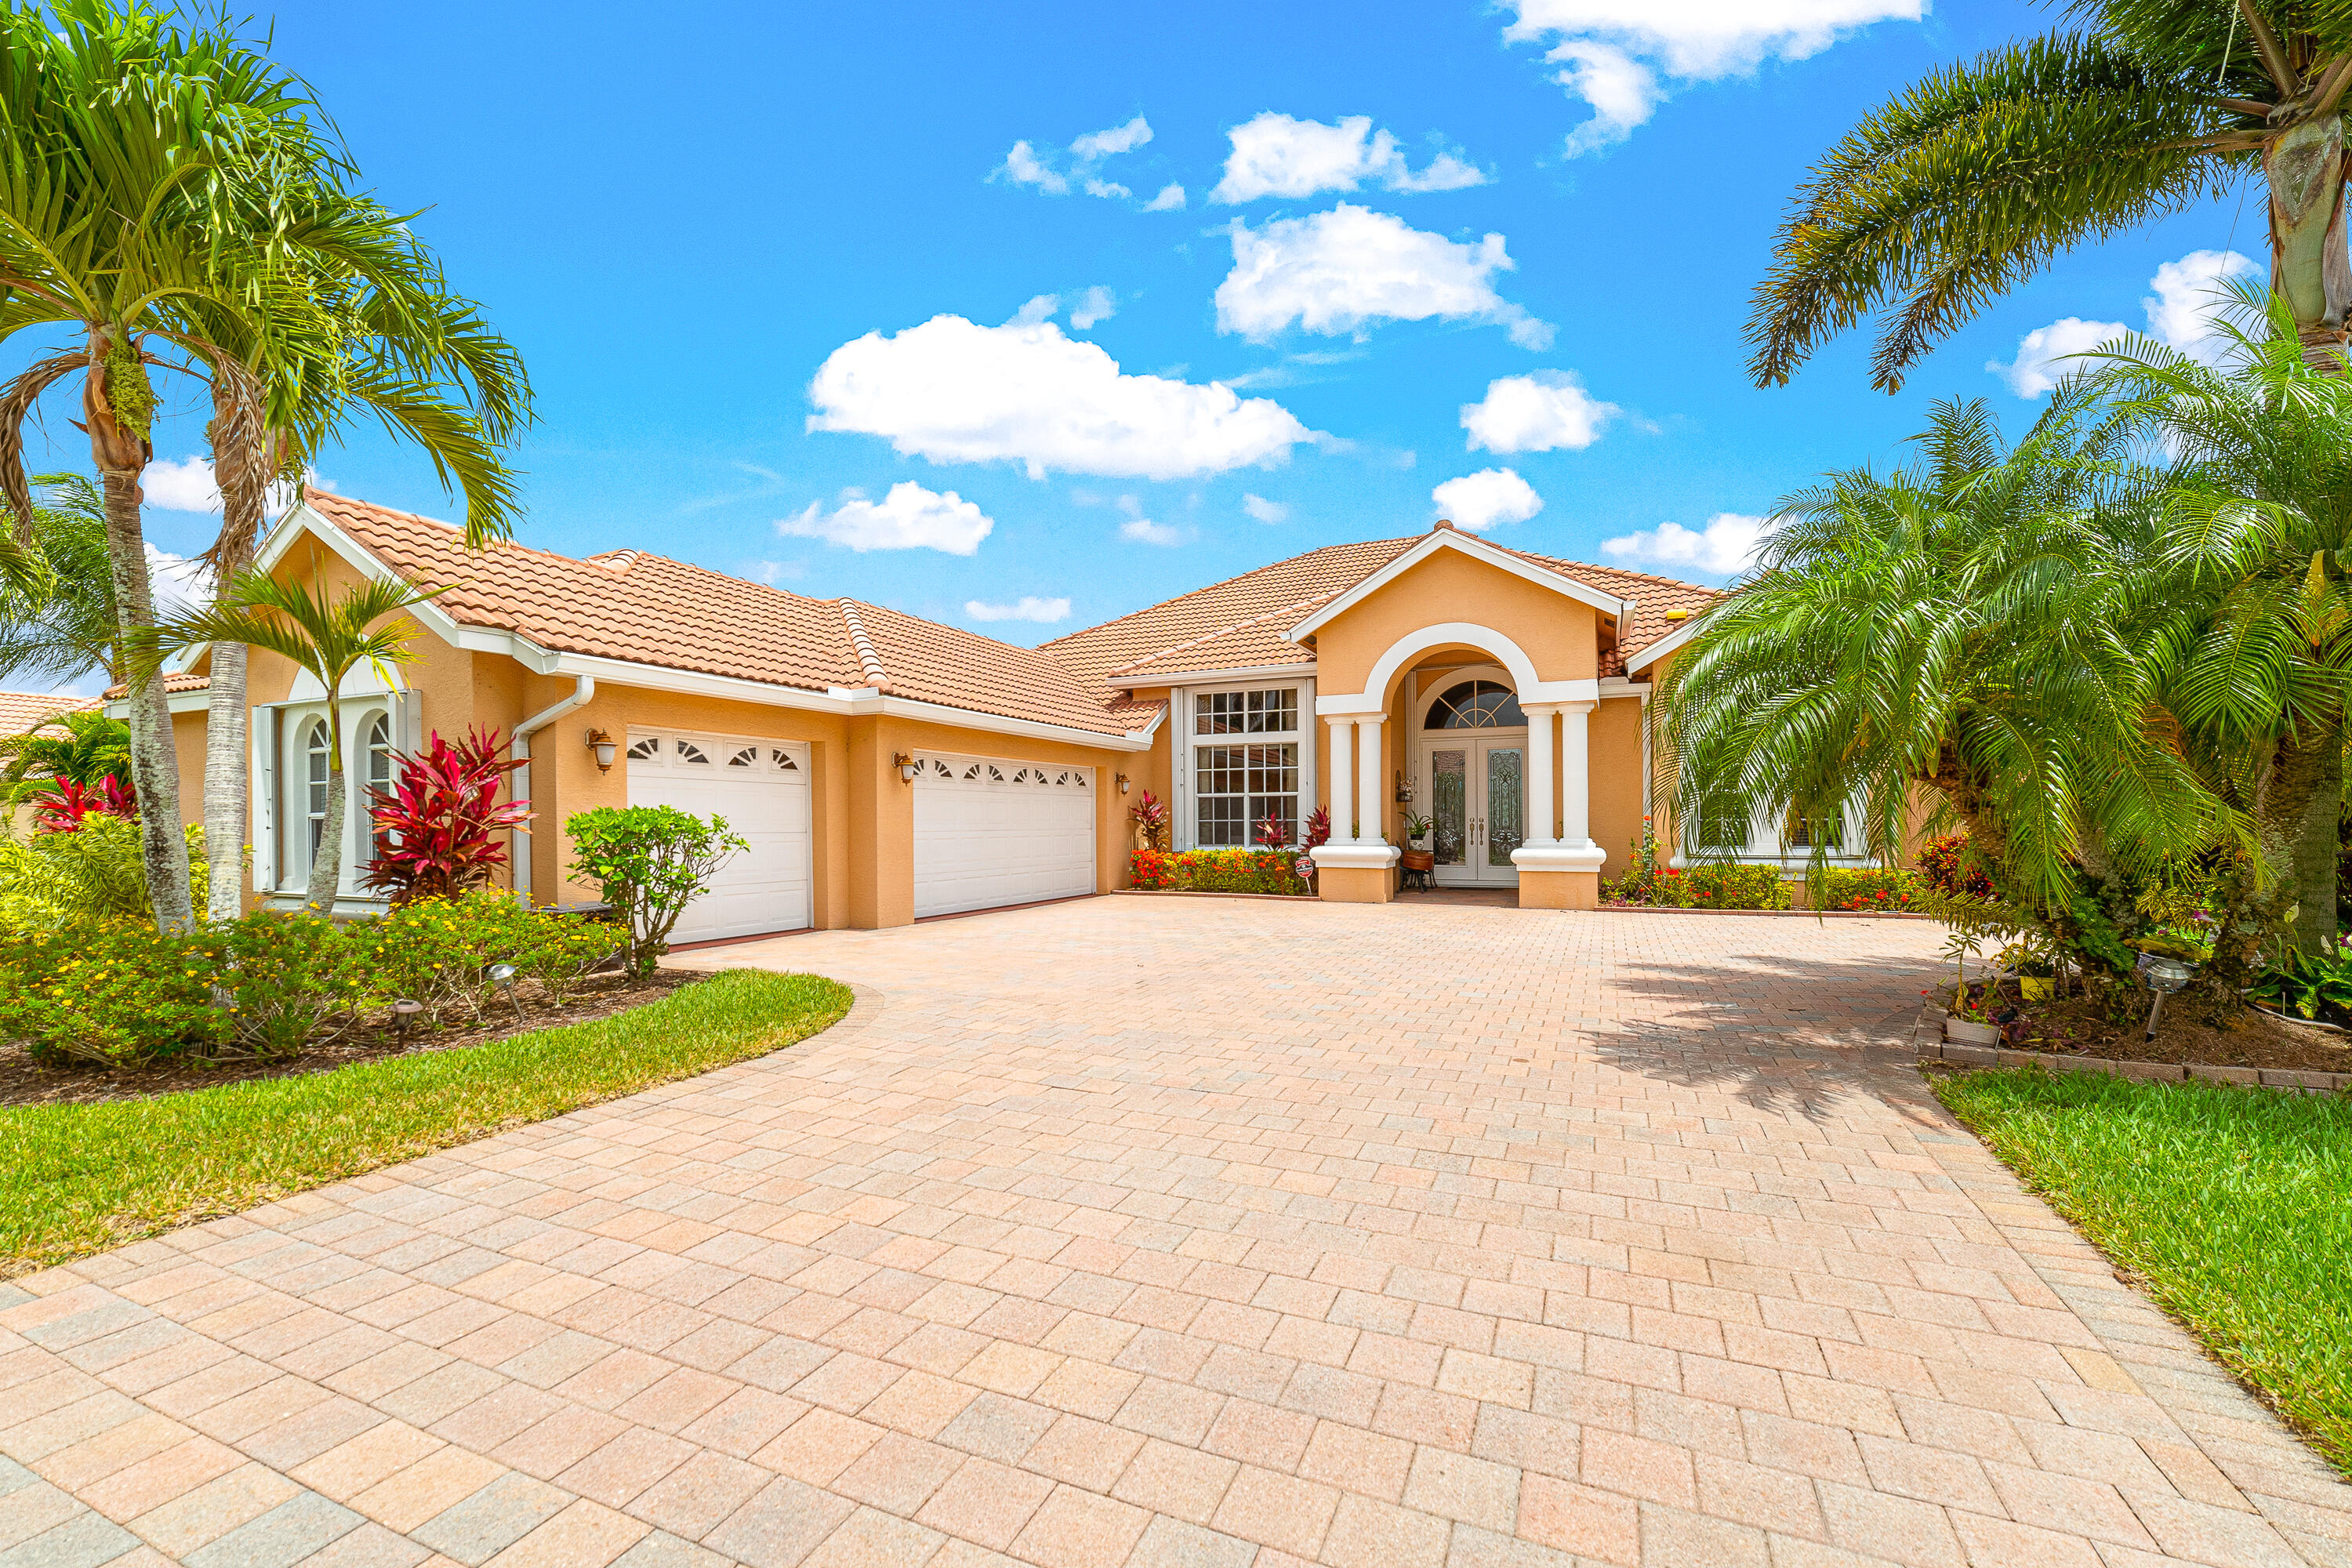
left=1589, top=694, right=1646, bottom=878
left=1311, top=550, right=1601, bottom=695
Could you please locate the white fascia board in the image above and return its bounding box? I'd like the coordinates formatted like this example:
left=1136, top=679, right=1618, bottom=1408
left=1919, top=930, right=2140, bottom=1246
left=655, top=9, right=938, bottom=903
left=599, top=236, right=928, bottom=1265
left=259, top=504, right=474, bottom=651
left=1107, top=659, right=1316, bottom=688
left=1597, top=676, right=1650, bottom=702
left=1622, top=615, right=1704, bottom=673
left=1283, top=532, right=1629, bottom=641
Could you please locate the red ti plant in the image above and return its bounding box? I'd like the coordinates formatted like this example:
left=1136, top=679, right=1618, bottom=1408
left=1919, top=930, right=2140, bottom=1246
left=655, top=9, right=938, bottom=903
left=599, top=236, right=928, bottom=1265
left=29, top=775, right=138, bottom=833
left=361, top=728, right=532, bottom=903
left=1301, top=805, right=1330, bottom=851
left=1129, top=787, right=1171, bottom=850
left=1254, top=811, right=1291, bottom=850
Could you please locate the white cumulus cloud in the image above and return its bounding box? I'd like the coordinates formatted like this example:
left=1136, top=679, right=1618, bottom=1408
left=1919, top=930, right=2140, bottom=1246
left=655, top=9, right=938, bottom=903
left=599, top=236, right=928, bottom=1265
left=807, top=314, right=1315, bottom=481
left=1069, top=286, right=1117, bottom=329
left=1242, top=492, right=1290, bottom=524
left=1210, top=112, right=1487, bottom=203
left=1461, top=371, right=1620, bottom=453
left=1602, top=512, right=1776, bottom=580
left=140, top=454, right=311, bottom=517
left=1216, top=204, right=1552, bottom=349
left=995, top=115, right=1156, bottom=201
left=1119, top=517, right=1186, bottom=546
left=1991, top=249, right=2260, bottom=397
left=1145, top=183, right=1187, bottom=211
left=778, top=481, right=994, bottom=556
left=1432, top=468, right=1543, bottom=532
left=145, top=545, right=212, bottom=617
left=1504, top=1, right=1923, bottom=155
left=966, top=595, right=1071, bottom=623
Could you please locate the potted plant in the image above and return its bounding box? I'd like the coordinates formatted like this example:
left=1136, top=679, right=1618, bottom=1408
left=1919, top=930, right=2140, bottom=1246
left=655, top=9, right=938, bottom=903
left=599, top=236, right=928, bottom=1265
left=1992, top=939, right=2057, bottom=1003
left=1399, top=811, right=1435, bottom=873
left=1939, top=927, right=2002, bottom=1044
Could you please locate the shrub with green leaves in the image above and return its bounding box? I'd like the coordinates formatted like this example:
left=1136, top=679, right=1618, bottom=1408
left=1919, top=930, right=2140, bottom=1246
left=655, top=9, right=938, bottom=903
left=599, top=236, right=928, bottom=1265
left=1817, top=867, right=1922, bottom=912
left=218, top=912, right=373, bottom=1059
left=1682, top=862, right=1793, bottom=909
left=0, top=815, right=207, bottom=927
left=0, top=918, right=227, bottom=1067
left=567, top=806, right=749, bottom=978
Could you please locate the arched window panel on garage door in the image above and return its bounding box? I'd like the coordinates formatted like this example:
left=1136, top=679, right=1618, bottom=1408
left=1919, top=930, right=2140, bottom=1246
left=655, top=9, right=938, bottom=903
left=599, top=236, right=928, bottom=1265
left=909, top=751, right=1097, bottom=918
left=623, top=729, right=812, bottom=940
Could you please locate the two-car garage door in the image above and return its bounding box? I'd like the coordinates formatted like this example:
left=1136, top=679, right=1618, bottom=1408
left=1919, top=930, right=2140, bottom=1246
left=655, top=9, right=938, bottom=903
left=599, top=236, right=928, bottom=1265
left=625, top=731, right=1095, bottom=936
left=626, top=730, right=811, bottom=942
left=911, top=750, right=1096, bottom=918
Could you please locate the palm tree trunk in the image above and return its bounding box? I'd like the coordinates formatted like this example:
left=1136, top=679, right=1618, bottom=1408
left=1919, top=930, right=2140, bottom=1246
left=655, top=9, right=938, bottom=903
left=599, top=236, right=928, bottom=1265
left=2274, top=724, right=2344, bottom=956
left=2267, top=117, right=2352, bottom=368
left=93, top=459, right=193, bottom=931
left=202, top=638, right=249, bottom=922
left=304, top=689, right=343, bottom=913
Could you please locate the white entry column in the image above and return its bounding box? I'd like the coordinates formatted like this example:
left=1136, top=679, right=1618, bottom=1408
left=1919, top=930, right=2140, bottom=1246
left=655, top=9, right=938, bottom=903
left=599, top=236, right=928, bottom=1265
left=1325, top=717, right=1356, bottom=840
left=1522, top=704, right=1559, bottom=846
left=1559, top=699, right=1596, bottom=849
left=1356, top=716, right=1385, bottom=846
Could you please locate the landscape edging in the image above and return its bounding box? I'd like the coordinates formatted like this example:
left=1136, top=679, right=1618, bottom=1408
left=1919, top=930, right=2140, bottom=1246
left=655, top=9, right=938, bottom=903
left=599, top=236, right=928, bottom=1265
left=1915, top=1017, right=2350, bottom=1094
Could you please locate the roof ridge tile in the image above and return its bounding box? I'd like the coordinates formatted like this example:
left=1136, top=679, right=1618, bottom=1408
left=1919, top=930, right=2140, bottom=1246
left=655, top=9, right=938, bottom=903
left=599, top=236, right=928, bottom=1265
left=1106, top=586, right=1344, bottom=678
left=837, top=600, right=891, bottom=691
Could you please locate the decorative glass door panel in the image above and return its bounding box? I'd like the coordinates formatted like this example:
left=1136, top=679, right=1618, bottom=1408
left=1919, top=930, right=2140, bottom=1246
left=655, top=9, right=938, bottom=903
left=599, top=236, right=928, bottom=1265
left=1431, top=750, right=1468, bottom=866
left=1485, top=747, right=1524, bottom=867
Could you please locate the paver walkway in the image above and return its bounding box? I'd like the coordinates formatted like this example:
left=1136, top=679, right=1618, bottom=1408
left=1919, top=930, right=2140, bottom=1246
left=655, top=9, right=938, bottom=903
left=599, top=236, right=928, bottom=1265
left=5, top=898, right=2348, bottom=1568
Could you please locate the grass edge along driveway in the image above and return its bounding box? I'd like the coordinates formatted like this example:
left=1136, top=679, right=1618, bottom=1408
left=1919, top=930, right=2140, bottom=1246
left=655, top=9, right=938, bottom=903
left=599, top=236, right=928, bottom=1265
left=2, top=969, right=852, bottom=1279
left=1935, top=1068, right=2351, bottom=1477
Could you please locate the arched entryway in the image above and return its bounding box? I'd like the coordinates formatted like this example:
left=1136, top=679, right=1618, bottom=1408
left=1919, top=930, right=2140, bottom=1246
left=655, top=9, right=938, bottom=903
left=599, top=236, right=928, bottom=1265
left=1413, top=665, right=1526, bottom=887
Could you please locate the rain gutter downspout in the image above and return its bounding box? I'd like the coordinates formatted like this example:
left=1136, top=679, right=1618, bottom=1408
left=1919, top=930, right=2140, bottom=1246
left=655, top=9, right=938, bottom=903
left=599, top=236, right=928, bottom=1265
left=510, top=674, right=595, bottom=902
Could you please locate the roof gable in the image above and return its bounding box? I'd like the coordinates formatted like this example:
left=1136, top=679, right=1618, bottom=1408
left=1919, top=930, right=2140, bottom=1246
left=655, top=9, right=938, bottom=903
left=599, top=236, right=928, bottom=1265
left=1283, top=526, right=1634, bottom=642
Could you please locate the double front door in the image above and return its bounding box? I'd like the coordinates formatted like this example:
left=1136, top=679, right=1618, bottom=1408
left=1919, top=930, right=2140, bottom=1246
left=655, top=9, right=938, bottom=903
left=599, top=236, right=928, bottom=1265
left=1422, top=739, right=1524, bottom=885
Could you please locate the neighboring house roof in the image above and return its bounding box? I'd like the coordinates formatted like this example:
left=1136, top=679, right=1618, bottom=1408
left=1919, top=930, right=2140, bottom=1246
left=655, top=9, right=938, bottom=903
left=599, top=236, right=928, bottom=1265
left=1045, top=527, right=1719, bottom=691
left=99, top=673, right=210, bottom=699
left=0, top=690, right=100, bottom=735
left=307, top=493, right=1142, bottom=739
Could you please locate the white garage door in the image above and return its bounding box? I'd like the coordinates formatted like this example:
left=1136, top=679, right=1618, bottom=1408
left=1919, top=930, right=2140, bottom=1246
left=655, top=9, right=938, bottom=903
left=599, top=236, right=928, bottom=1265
left=912, top=751, right=1097, bottom=918
left=625, top=729, right=811, bottom=942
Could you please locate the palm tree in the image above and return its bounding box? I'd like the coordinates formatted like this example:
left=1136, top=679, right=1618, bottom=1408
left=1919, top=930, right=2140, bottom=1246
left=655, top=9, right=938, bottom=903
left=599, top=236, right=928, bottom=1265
left=1, top=708, right=130, bottom=808
left=189, top=226, right=532, bottom=923
left=0, top=2, right=348, bottom=929
left=0, top=476, right=118, bottom=686
left=2089, top=289, right=2352, bottom=954
left=1748, top=5, right=2352, bottom=391
left=149, top=572, right=445, bottom=912
left=1657, top=394, right=2216, bottom=940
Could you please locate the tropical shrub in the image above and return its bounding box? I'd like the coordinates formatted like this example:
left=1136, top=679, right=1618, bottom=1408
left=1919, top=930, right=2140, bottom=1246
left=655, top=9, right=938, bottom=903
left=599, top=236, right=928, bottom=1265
left=217, top=912, right=373, bottom=1058
left=0, top=917, right=227, bottom=1066
left=1682, top=862, right=1793, bottom=909
left=27, top=773, right=136, bottom=831
left=355, top=890, right=616, bottom=1022
left=1601, top=822, right=1672, bottom=905
left=1817, top=868, right=1922, bottom=911
left=2249, top=938, right=2352, bottom=1022
left=1129, top=848, right=1309, bottom=895
left=1129, top=788, right=1170, bottom=851
left=0, top=710, right=130, bottom=808
left=566, top=806, right=748, bottom=978
left=0, top=815, right=207, bottom=927
left=1916, top=833, right=1995, bottom=898
left=361, top=728, right=531, bottom=903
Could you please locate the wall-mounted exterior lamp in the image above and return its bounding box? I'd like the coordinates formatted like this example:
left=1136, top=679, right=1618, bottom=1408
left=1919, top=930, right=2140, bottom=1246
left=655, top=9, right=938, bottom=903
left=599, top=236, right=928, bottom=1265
left=895, top=752, right=919, bottom=782
left=1116, top=774, right=1131, bottom=793
left=586, top=728, right=617, bottom=771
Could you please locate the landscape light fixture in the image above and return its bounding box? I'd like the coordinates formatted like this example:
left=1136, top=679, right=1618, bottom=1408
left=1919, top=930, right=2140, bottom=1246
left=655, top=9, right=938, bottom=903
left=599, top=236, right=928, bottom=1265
left=895, top=752, right=919, bottom=782
left=1116, top=774, right=1130, bottom=793
left=2134, top=951, right=2196, bottom=1042
left=586, top=729, right=617, bottom=771
left=392, top=998, right=423, bottom=1039
left=487, top=963, right=524, bottom=1022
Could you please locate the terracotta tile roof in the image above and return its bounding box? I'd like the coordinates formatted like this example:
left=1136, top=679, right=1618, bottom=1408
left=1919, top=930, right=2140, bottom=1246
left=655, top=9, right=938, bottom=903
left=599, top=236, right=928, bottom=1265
left=99, top=673, right=209, bottom=699
left=1041, top=528, right=1719, bottom=692
left=1043, top=535, right=1418, bottom=695
left=0, top=690, right=99, bottom=735
left=307, top=493, right=1142, bottom=739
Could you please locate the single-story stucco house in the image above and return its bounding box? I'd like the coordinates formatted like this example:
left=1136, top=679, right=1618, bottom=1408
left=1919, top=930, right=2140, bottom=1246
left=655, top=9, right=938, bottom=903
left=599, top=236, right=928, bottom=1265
left=122, top=493, right=1861, bottom=939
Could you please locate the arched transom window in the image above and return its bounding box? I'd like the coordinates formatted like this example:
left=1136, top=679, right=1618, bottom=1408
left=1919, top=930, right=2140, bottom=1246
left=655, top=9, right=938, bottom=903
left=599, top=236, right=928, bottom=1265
left=1426, top=680, right=1524, bottom=730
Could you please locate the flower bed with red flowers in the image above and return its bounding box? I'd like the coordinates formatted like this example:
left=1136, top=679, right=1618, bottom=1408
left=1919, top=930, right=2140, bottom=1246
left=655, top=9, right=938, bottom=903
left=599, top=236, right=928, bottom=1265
left=1129, top=848, right=1311, bottom=896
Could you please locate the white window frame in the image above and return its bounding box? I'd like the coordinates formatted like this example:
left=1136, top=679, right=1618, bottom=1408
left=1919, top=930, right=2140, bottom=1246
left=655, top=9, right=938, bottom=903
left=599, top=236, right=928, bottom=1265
left=251, top=684, right=416, bottom=905
left=1172, top=678, right=1315, bottom=851
left=1672, top=796, right=1886, bottom=869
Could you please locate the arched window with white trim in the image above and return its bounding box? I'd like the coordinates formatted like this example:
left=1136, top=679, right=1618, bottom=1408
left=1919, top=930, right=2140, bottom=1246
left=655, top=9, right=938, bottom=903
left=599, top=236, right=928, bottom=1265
left=303, top=718, right=330, bottom=869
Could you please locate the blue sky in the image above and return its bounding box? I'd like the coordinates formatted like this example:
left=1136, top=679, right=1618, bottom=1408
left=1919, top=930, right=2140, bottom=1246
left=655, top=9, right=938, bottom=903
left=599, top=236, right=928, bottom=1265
left=21, top=0, right=2277, bottom=680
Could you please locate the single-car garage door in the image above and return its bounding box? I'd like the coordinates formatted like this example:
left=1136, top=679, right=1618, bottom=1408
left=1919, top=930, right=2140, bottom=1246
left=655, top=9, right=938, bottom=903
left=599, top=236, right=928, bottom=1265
left=625, top=729, right=811, bottom=942
left=912, top=751, right=1096, bottom=918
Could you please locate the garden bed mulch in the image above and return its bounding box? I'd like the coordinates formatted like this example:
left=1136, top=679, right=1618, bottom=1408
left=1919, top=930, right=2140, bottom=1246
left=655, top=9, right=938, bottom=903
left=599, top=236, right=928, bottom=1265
left=1922, top=978, right=2352, bottom=1084
left=0, top=969, right=702, bottom=1109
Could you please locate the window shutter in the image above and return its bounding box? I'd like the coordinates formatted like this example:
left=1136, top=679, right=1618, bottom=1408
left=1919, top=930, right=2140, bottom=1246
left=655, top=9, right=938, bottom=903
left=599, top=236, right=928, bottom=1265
left=251, top=706, right=278, bottom=891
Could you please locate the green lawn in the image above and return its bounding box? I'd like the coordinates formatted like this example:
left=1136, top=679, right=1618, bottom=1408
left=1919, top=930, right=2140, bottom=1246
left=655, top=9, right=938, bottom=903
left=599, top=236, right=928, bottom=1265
left=2, top=969, right=851, bottom=1277
left=1936, top=1069, right=2352, bottom=1475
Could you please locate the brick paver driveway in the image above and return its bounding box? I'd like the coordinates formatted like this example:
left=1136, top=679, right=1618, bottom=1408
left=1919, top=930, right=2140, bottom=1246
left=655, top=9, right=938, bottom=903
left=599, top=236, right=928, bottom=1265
left=6, top=898, right=2349, bottom=1568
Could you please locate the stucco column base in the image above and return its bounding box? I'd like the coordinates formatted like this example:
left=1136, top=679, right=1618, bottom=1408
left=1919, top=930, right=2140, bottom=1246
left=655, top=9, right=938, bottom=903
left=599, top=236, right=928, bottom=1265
left=1518, top=869, right=1600, bottom=909
left=1512, top=841, right=1606, bottom=912
left=1317, top=866, right=1394, bottom=903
